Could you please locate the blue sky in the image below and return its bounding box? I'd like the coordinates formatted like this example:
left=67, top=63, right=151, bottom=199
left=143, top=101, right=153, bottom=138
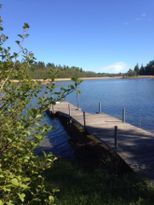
left=1, top=0, right=154, bottom=73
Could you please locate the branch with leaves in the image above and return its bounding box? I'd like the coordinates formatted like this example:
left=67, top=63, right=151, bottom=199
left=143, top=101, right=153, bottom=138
left=0, top=15, right=81, bottom=205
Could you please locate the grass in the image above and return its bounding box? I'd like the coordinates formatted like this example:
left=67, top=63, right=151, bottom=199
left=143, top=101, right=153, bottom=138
left=45, top=159, right=154, bottom=205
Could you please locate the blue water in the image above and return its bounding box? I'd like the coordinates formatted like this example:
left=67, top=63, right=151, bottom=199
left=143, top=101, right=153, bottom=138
left=37, top=78, right=154, bottom=158
left=61, top=78, right=154, bottom=131
left=25, top=83, right=75, bottom=159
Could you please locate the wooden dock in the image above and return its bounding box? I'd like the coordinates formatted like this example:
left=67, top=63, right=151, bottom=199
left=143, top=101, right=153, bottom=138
left=49, top=101, right=154, bottom=180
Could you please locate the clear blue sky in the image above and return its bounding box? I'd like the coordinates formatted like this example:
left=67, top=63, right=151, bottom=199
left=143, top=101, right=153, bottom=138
left=1, top=0, right=154, bottom=73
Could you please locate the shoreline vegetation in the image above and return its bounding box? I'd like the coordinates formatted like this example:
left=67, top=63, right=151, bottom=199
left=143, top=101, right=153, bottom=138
left=2, top=59, right=154, bottom=84
left=3, top=59, right=154, bottom=80
left=124, top=75, right=154, bottom=79
left=1, top=75, right=154, bottom=84
left=3, top=76, right=122, bottom=83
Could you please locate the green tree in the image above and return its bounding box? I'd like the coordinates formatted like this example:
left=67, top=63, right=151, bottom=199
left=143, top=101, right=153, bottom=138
left=139, top=64, right=144, bottom=75
left=134, top=63, right=140, bottom=75
left=0, top=17, right=80, bottom=204
left=127, top=69, right=136, bottom=77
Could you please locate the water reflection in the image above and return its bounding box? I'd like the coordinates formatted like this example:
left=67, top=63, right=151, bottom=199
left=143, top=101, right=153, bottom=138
left=35, top=112, right=75, bottom=160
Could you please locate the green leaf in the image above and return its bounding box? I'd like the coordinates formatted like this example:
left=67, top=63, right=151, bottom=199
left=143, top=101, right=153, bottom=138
left=13, top=52, right=18, bottom=58
left=18, top=193, right=25, bottom=202
left=15, top=40, right=20, bottom=45
left=3, top=187, right=11, bottom=192
left=18, top=34, right=24, bottom=39
left=36, top=114, right=41, bottom=119
left=0, top=200, right=4, bottom=205
left=6, top=201, right=14, bottom=205
left=11, top=178, right=19, bottom=186
left=35, top=134, right=43, bottom=140
left=48, top=195, right=54, bottom=203
left=23, top=23, right=29, bottom=30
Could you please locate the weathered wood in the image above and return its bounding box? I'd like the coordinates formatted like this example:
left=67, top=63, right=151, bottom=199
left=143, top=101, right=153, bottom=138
left=68, top=104, right=71, bottom=117
left=83, top=111, right=86, bottom=131
left=99, top=101, right=102, bottom=113
left=49, top=101, right=154, bottom=180
left=114, top=126, right=118, bottom=149
left=76, top=93, right=80, bottom=109
left=122, top=107, right=126, bottom=123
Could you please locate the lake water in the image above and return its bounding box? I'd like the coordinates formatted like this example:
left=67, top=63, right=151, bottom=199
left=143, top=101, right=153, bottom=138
left=60, top=78, right=154, bottom=131
left=39, top=78, right=154, bottom=158
left=36, top=112, right=75, bottom=159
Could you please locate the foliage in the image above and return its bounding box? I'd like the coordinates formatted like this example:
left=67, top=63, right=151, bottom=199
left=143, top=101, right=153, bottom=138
left=140, top=60, right=154, bottom=75
left=45, top=159, right=154, bottom=205
left=126, top=61, right=154, bottom=76
left=0, top=17, right=80, bottom=204
left=24, top=62, right=121, bottom=79
left=29, top=62, right=104, bottom=79
left=134, top=64, right=140, bottom=75
left=126, top=69, right=137, bottom=77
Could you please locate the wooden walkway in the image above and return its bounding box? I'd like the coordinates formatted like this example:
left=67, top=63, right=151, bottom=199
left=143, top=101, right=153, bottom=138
left=49, top=101, right=154, bottom=180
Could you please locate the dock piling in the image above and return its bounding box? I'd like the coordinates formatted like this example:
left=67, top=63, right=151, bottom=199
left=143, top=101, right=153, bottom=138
left=122, top=107, right=126, bottom=123
left=52, top=104, right=55, bottom=114
left=76, top=93, right=80, bottom=110
left=114, top=126, right=118, bottom=149
left=99, top=101, right=102, bottom=113
left=68, top=104, right=71, bottom=117
left=83, top=111, right=86, bottom=130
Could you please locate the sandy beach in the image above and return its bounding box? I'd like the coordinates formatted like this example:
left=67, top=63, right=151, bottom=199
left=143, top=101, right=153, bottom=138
left=1, top=75, right=154, bottom=85
left=0, top=76, right=122, bottom=84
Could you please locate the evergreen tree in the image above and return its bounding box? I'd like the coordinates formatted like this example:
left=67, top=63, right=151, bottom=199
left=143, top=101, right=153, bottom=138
left=134, top=63, right=140, bottom=75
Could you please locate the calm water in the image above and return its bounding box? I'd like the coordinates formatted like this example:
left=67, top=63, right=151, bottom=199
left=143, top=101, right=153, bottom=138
left=36, top=78, right=154, bottom=158
left=60, top=78, right=154, bottom=131
left=36, top=112, right=75, bottom=159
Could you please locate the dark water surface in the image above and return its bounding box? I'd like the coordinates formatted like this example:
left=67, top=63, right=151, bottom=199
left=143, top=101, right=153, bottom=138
left=64, top=78, right=154, bottom=131
left=36, top=112, right=75, bottom=159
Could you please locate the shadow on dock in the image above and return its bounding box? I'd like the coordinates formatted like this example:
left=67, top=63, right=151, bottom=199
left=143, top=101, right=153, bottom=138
left=56, top=113, right=134, bottom=176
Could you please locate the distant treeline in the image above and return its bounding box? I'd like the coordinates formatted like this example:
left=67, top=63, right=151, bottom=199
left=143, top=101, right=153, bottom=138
left=3, top=59, right=154, bottom=79
left=127, top=60, right=154, bottom=76
left=29, top=61, right=119, bottom=79
left=0, top=61, right=122, bottom=80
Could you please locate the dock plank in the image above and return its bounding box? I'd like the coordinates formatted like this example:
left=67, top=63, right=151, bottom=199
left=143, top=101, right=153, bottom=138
left=49, top=101, right=154, bottom=180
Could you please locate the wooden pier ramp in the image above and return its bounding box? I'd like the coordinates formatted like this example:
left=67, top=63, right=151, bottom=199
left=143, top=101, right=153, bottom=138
left=49, top=101, right=154, bottom=180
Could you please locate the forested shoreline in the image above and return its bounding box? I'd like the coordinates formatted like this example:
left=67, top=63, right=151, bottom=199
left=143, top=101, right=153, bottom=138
left=2, top=59, right=154, bottom=80
left=30, top=60, right=154, bottom=79
left=12, top=60, right=154, bottom=79
left=29, top=62, right=120, bottom=79
left=127, top=60, right=154, bottom=76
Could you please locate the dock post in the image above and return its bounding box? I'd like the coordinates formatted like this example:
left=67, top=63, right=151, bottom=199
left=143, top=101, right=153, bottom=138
left=122, top=107, right=126, bottom=123
left=114, top=126, right=118, bottom=149
left=52, top=104, right=55, bottom=114
left=76, top=93, right=80, bottom=110
left=83, top=111, right=86, bottom=131
left=68, top=104, right=71, bottom=117
left=99, top=101, right=102, bottom=113
left=69, top=118, right=73, bottom=137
